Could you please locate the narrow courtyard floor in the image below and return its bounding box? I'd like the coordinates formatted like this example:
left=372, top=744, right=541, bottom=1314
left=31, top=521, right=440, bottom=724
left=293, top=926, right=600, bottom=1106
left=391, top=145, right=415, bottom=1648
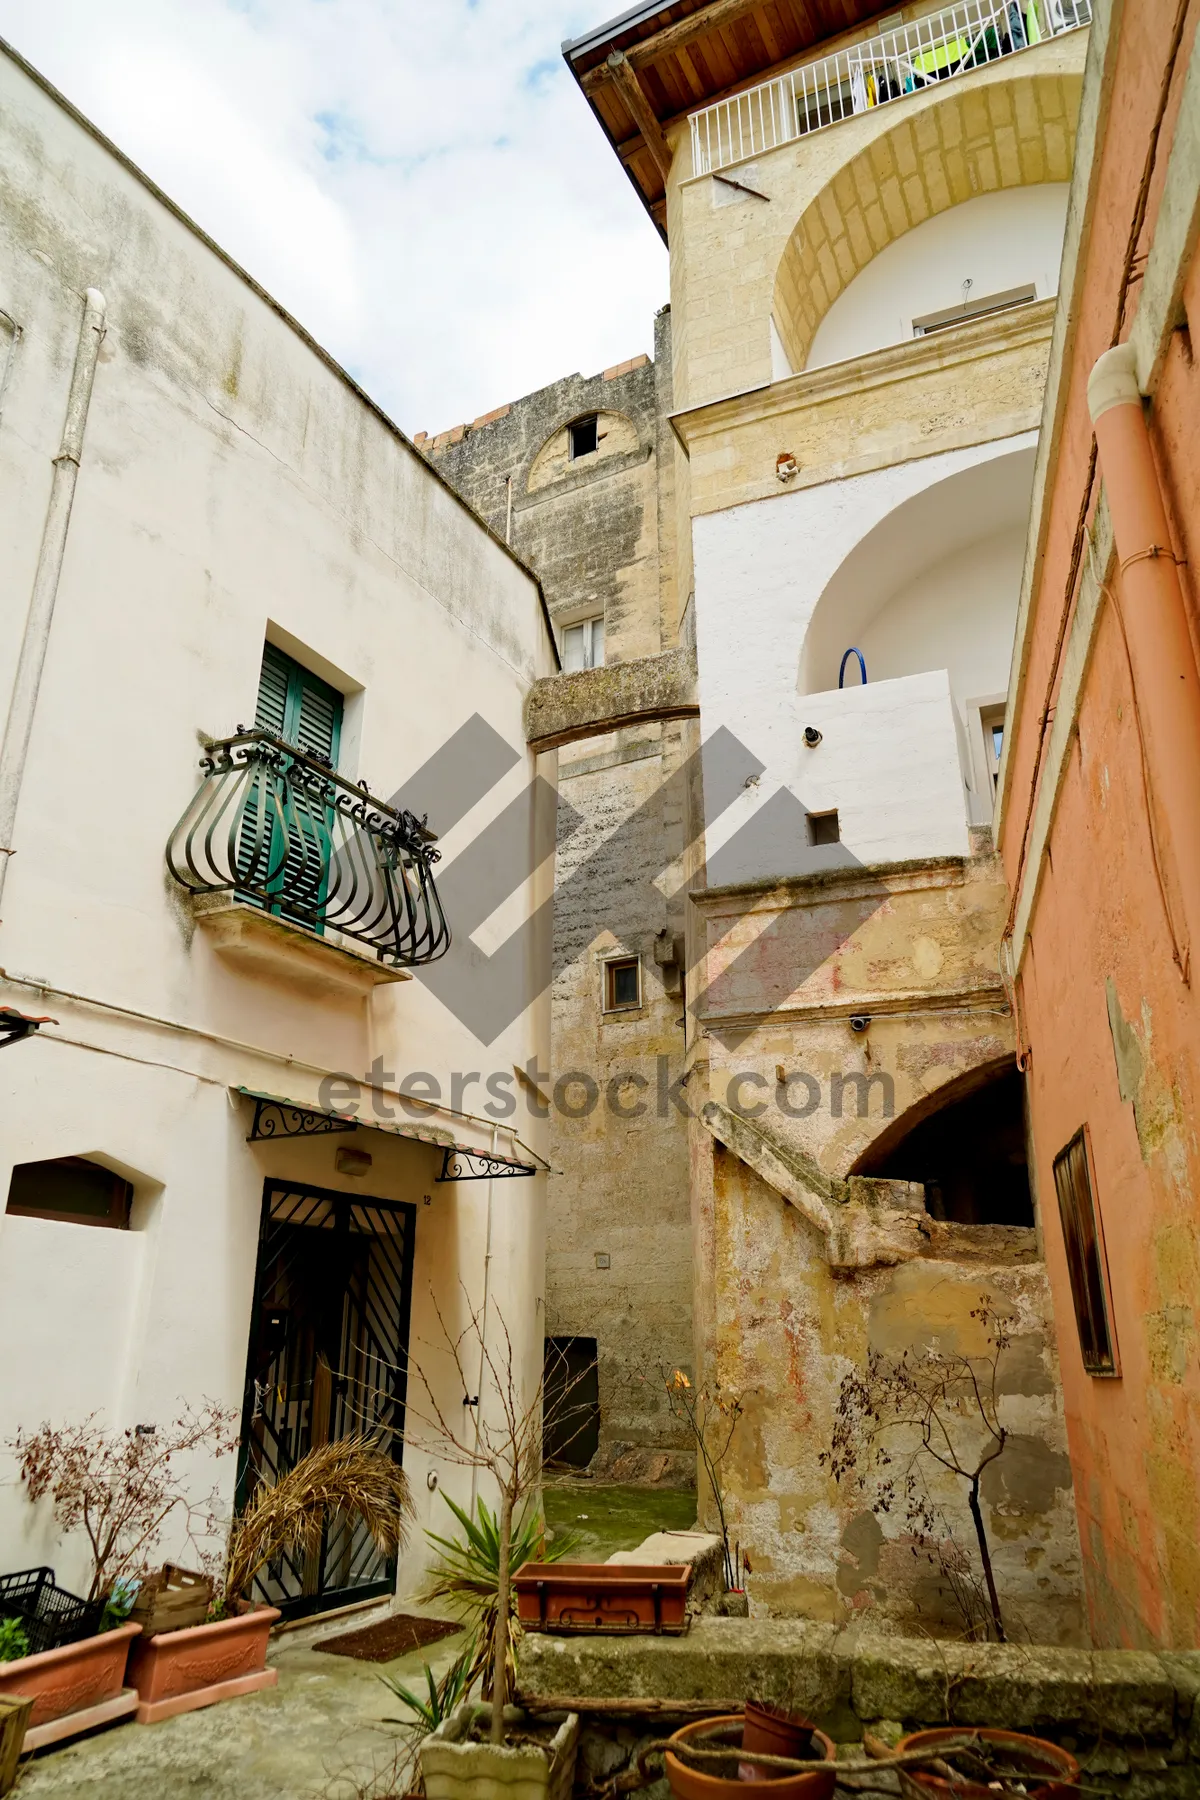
left=14, top=1485, right=696, bottom=1799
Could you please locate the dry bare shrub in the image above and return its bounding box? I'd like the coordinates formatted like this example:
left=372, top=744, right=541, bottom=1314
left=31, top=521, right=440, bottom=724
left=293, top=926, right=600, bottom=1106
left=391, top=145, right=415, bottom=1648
left=10, top=1402, right=238, bottom=1600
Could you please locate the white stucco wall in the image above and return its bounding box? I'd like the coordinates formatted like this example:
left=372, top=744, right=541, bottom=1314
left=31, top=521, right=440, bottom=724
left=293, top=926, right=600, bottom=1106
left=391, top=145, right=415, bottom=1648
left=0, top=46, right=554, bottom=1601
left=693, top=433, right=1037, bottom=877
left=807, top=185, right=1070, bottom=369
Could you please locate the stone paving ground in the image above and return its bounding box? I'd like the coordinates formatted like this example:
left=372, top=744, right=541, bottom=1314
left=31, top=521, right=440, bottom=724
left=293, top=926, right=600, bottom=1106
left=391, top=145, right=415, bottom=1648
left=15, top=1485, right=696, bottom=1799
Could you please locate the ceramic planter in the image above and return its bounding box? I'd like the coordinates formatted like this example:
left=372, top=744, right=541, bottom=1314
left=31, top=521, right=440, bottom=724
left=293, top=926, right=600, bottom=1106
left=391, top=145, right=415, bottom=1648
left=742, top=1701, right=815, bottom=1762
left=512, top=1561, right=690, bottom=1634
left=895, top=1728, right=1080, bottom=1799
left=0, top=1621, right=141, bottom=1751
left=127, top=1604, right=280, bottom=1724
left=420, top=1702, right=579, bottom=1800
left=665, top=1714, right=836, bottom=1800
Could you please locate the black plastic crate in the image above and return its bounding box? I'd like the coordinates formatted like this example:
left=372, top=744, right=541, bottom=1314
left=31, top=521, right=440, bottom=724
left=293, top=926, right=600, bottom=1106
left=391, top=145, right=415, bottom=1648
left=0, top=1566, right=104, bottom=1656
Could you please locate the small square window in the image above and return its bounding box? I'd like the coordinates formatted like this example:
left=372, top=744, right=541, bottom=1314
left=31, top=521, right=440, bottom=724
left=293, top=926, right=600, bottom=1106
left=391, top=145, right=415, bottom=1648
left=569, top=415, right=599, bottom=460
left=604, top=956, right=641, bottom=1011
left=1052, top=1127, right=1119, bottom=1376
left=562, top=616, right=605, bottom=672
left=808, top=809, right=839, bottom=846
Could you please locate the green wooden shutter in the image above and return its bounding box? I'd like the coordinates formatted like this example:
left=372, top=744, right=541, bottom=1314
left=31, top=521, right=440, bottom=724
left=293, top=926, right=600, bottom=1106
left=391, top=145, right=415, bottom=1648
left=240, top=644, right=344, bottom=927
left=254, top=644, right=292, bottom=738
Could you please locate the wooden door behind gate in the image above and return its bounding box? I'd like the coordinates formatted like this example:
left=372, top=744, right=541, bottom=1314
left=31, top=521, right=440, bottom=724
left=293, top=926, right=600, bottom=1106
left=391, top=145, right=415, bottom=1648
left=237, top=1181, right=416, bottom=1619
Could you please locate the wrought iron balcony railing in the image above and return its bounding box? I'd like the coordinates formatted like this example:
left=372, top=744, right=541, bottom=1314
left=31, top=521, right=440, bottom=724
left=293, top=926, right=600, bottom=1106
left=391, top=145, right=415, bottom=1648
left=166, top=729, right=451, bottom=967
left=689, top=0, right=1091, bottom=176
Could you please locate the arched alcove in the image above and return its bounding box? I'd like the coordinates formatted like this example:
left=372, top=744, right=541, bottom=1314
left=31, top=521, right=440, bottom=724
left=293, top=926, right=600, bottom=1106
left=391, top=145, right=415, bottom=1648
left=772, top=70, right=1080, bottom=373
left=798, top=444, right=1035, bottom=708
left=854, top=1057, right=1033, bottom=1227
left=807, top=183, right=1069, bottom=367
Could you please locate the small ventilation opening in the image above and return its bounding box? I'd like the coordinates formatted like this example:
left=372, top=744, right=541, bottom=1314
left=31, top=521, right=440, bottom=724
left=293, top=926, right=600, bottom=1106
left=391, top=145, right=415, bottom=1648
left=569, top=416, right=599, bottom=460
left=808, top=809, right=839, bottom=845
left=859, top=1067, right=1034, bottom=1227
left=544, top=1336, right=600, bottom=1467
left=6, top=1156, right=133, bottom=1228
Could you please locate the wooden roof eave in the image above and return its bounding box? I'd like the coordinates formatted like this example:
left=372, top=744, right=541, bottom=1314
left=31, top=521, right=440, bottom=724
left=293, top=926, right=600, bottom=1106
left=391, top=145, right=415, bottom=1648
left=574, top=59, right=670, bottom=242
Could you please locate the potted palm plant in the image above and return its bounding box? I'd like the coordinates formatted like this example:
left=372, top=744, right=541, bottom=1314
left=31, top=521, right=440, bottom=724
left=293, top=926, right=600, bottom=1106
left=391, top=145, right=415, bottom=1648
left=408, top=1299, right=581, bottom=1800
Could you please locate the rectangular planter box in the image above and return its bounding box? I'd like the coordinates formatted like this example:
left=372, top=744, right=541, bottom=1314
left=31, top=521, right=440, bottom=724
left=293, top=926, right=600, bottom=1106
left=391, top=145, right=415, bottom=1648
left=512, top=1562, right=690, bottom=1634
left=0, top=1621, right=141, bottom=1744
left=127, top=1605, right=280, bottom=1725
left=421, top=1702, right=579, bottom=1800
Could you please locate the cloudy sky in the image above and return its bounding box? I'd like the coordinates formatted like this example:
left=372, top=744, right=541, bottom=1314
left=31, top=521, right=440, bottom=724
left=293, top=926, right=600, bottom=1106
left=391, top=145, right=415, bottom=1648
left=0, top=0, right=668, bottom=435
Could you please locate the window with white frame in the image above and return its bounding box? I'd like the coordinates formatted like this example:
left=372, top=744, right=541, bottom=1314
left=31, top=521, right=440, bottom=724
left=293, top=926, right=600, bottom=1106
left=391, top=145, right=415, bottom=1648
left=562, top=616, right=605, bottom=672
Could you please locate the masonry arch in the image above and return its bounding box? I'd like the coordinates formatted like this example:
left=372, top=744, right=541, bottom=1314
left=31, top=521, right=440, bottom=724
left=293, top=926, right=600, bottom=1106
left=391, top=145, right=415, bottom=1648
left=851, top=1055, right=1032, bottom=1227
left=771, top=70, right=1080, bottom=374
left=526, top=408, right=643, bottom=493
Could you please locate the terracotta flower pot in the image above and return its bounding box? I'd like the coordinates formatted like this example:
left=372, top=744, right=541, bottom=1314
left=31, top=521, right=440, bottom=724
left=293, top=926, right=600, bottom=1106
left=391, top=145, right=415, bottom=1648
left=127, top=1603, right=280, bottom=1724
left=665, top=1713, right=836, bottom=1800
left=0, top=1621, right=141, bottom=1750
left=895, top=1728, right=1081, bottom=1800
left=742, top=1702, right=815, bottom=1762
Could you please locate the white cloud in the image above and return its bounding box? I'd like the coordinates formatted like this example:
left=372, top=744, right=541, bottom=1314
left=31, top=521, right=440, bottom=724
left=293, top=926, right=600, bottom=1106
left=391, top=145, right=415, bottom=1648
left=0, top=0, right=668, bottom=432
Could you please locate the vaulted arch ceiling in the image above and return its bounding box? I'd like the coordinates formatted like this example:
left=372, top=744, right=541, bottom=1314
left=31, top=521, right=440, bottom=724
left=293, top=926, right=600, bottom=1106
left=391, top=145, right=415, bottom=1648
left=773, top=70, right=1081, bottom=373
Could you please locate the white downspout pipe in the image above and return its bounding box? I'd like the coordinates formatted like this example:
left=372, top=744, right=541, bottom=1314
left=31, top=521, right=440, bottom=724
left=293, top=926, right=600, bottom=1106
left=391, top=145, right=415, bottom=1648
left=469, top=1124, right=499, bottom=1514
left=0, top=288, right=107, bottom=913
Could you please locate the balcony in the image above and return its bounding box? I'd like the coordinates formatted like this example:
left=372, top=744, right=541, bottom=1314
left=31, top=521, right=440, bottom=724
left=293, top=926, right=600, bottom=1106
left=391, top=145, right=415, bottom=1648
left=166, top=729, right=451, bottom=977
left=689, top=0, right=1091, bottom=176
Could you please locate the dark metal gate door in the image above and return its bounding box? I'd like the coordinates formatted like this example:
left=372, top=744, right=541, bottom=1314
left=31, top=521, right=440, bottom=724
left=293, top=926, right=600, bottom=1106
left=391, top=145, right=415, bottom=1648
left=237, top=1181, right=416, bottom=1619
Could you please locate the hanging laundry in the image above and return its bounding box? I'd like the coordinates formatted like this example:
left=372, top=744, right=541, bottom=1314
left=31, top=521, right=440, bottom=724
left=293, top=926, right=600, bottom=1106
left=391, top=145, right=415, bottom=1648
left=1025, top=0, right=1043, bottom=42
left=866, top=70, right=878, bottom=107
left=850, top=62, right=868, bottom=113
left=1008, top=1, right=1027, bottom=46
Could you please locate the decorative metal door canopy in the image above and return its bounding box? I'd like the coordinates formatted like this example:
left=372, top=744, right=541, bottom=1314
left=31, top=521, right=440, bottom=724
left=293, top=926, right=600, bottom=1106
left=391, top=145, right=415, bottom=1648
left=165, top=728, right=451, bottom=966
left=246, top=1096, right=358, bottom=1142
left=436, top=1147, right=538, bottom=1182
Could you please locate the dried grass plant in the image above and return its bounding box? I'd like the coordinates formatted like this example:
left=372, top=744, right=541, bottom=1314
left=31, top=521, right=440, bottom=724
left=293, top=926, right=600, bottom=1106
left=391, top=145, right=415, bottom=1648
left=225, top=1436, right=413, bottom=1607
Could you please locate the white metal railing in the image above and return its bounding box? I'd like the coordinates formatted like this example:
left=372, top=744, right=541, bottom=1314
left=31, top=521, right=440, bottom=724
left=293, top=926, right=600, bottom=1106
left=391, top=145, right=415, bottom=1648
left=689, top=0, right=1091, bottom=176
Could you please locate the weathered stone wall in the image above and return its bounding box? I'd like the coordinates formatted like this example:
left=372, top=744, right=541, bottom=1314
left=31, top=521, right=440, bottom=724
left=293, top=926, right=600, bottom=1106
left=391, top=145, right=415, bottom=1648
left=419, top=309, right=679, bottom=660
left=421, top=312, right=695, bottom=1474
left=547, top=716, right=697, bottom=1476
left=520, top=1621, right=1200, bottom=1797
left=681, top=847, right=1084, bottom=1641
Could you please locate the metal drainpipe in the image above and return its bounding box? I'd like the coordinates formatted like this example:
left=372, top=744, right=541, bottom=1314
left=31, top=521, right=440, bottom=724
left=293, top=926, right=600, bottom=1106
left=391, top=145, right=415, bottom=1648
left=0, top=288, right=107, bottom=914
left=469, top=1123, right=499, bottom=1513
left=1088, top=341, right=1200, bottom=967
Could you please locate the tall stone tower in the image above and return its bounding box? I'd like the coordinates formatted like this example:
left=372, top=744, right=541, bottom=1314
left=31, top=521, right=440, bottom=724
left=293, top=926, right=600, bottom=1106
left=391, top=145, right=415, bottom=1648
left=419, top=306, right=696, bottom=1482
